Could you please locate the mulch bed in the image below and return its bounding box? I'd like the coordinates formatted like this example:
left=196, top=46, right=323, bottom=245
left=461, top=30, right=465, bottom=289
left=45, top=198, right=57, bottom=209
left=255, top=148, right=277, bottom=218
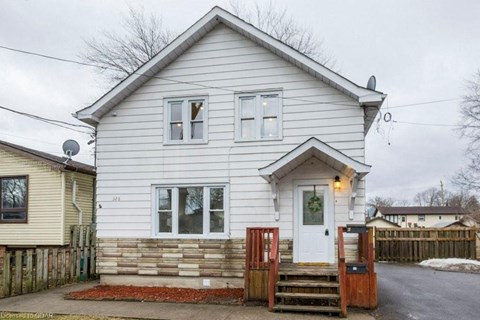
left=66, top=286, right=244, bottom=305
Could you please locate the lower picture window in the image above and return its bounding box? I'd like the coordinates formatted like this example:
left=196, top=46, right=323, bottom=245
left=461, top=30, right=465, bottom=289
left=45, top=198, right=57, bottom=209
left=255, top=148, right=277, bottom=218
left=156, top=186, right=226, bottom=236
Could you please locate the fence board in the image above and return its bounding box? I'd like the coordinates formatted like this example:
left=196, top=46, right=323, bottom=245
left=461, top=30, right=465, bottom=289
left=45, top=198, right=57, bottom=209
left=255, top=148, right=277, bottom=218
left=15, top=251, right=22, bottom=294
left=375, top=227, right=477, bottom=262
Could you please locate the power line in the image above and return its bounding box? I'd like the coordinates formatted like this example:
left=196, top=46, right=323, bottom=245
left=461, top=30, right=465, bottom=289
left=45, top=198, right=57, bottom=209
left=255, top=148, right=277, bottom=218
left=387, top=98, right=459, bottom=109
left=0, top=44, right=360, bottom=108
left=1, top=44, right=467, bottom=131
left=393, top=120, right=479, bottom=128
left=0, top=104, right=94, bottom=134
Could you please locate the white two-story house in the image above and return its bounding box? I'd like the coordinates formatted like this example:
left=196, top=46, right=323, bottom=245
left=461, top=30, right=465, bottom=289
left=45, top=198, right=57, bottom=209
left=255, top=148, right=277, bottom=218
left=75, top=6, right=385, bottom=296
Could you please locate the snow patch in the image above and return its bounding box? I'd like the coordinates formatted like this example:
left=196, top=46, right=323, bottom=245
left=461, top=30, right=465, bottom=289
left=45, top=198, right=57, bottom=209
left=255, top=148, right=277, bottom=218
left=419, top=258, right=480, bottom=273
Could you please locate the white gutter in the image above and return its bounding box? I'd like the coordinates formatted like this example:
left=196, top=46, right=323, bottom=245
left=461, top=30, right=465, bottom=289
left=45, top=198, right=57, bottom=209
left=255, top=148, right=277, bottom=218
left=72, top=180, right=83, bottom=224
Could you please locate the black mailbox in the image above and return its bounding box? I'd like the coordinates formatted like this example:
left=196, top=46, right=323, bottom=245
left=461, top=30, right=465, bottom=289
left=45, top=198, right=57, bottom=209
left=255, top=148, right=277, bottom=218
left=346, top=262, right=368, bottom=274
left=346, top=224, right=367, bottom=234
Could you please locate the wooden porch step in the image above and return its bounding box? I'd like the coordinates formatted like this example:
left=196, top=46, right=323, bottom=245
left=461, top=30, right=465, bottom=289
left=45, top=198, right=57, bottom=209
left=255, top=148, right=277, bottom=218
left=276, top=292, right=340, bottom=300
left=277, top=280, right=339, bottom=288
left=273, top=304, right=341, bottom=314
left=279, top=269, right=338, bottom=276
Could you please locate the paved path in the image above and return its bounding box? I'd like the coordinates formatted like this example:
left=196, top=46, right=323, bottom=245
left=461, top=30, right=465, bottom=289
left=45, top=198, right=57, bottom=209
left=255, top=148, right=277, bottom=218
left=0, top=282, right=373, bottom=320
left=375, top=263, right=480, bottom=320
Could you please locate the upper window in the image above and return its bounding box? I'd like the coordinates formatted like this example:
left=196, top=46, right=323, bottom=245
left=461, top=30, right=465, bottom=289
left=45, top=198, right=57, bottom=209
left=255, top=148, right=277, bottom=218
left=0, top=176, right=28, bottom=223
left=418, top=214, right=425, bottom=222
left=235, top=91, right=282, bottom=141
left=155, top=185, right=227, bottom=238
left=164, top=97, right=208, bottom=144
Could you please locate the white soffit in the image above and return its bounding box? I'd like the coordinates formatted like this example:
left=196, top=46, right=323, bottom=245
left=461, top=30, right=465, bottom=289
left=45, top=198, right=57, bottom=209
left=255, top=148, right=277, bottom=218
left=74, top=6, right=385, bottom=126
left=259, top=138, right=371, bottom=182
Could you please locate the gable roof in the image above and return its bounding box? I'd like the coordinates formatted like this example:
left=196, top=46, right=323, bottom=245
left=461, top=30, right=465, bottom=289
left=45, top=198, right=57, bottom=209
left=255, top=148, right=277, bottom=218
left=74, top=6, right=386, bottom=129
left=259, top=137, right=371, bottom=182
left=0, top=140, right=96, bottom=176
left=376, top=206, right=465, bottom=216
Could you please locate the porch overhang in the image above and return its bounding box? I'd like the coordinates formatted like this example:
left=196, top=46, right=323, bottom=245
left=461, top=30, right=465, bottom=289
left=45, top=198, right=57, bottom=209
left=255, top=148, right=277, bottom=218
left=258, top=138, right=371, bottom=221
left=259, top=138, right=371, bottom=182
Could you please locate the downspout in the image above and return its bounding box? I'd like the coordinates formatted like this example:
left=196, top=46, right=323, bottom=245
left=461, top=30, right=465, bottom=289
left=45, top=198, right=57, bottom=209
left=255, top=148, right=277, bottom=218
left=60, top=172, right=66, bottom=245
left=72, top=180, right=83, bottom=224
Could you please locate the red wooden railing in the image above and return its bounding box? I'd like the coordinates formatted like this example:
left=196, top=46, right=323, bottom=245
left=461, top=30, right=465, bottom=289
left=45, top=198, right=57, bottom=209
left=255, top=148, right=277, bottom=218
left=337, top=227, right=348, bottom=317
left=268, top=228, right=279, bottom=311
left=244, top=227, right=279, bottom=310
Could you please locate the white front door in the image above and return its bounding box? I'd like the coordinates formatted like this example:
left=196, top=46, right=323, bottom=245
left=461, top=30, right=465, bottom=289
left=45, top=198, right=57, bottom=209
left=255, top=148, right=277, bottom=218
left=295, top=183, right=334, bottom=263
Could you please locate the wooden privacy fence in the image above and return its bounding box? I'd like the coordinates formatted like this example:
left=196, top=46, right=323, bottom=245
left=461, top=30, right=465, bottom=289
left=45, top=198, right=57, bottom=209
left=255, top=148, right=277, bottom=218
left=375, top=227, right=477, bottom=262
left=0, top=225, right=96, bottom=298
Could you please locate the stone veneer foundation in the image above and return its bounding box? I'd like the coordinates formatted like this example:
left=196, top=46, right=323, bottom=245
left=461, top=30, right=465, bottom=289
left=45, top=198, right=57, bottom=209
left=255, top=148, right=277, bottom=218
left=97, top=238, right=293, bottom=288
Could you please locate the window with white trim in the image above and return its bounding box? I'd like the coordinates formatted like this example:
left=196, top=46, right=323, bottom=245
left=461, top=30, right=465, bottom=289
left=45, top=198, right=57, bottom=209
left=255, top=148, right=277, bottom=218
left=235, top=92, right=282, bottom=141
left=418, top=214, right=425, bottom=222
left=164, top=97, right=207, bottom=143
left=155, top=186, right=227, bottom=237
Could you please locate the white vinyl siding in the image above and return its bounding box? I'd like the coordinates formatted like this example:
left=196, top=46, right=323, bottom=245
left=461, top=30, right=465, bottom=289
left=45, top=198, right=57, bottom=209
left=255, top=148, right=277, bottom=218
left=95, top=24, right=366, bottom=240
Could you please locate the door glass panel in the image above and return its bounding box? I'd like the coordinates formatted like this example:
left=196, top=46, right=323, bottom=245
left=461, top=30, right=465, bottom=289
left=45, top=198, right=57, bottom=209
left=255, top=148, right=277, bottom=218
left=302, top=190, right=324, bottom=225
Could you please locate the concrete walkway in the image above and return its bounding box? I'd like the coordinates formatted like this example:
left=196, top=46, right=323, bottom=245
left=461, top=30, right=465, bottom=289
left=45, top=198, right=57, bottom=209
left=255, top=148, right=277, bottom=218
left=0, top=282, right=373, bottom=320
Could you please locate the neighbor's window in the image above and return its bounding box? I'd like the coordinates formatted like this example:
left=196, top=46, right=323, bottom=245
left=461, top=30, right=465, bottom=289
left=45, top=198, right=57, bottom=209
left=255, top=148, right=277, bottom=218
left=0, top=176, right=28, bottom=223
left=439, top=216, right=442, bottom=220
left=236, top=92, right=282, bottom=141
left=401, top=216, right=406, bottom=222
left=156, top=186, right=226, bottom=237
left=165, top=97, right=207, bottom=143
left=418, top=214, right=425, bottom=222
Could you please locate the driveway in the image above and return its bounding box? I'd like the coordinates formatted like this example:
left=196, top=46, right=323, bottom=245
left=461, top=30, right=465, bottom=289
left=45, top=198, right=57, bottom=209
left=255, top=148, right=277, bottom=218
left=375, top=263, right=480, bottom=320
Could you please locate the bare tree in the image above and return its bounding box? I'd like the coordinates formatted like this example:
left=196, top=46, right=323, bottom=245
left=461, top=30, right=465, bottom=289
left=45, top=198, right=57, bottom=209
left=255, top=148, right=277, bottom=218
left=229, top=0, right=334, bottom=67
left=413, top=187, right=442, bottom=206
left=80, top=5, right=174, bottom=82
left=81, top=2, right=334, bottom=82
left=367, top=196, right=396, bottom=209
left=446, top=190, right=480, bottom=213
left=454, top=70, right=480, bottom=192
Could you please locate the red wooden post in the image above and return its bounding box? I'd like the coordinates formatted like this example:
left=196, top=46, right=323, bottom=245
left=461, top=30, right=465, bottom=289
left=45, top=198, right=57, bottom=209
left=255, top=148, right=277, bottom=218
left=268, top=228, right=279, bottom=312
left=337, top=226, right=347, bottom=317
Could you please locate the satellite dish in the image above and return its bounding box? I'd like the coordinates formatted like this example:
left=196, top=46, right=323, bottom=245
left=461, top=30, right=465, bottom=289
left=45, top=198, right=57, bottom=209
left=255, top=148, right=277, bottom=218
left=367, top=75, right=376, bottom=90
left=62, top=139, right=80, bottom=158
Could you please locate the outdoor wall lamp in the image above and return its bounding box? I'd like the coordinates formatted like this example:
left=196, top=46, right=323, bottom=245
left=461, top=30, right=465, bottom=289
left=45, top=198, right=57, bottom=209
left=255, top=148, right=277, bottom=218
left=334, top=176, right=341, bottom=191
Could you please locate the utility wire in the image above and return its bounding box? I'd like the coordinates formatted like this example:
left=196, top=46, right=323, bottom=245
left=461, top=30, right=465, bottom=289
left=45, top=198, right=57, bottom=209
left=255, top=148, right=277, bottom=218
left=0, top=44, right=466, bottom=129
left=0, top=104, right=94, bottom=134
left=393, top=120, right=479, bottom=128
left=0, top=44, right=360, bottom=108
left=387, top=98, right=459, bottom=109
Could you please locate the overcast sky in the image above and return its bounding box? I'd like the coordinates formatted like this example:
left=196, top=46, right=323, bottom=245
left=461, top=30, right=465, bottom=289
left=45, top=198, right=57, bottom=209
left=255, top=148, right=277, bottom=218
left=1, top=0, right=479, bottom=202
